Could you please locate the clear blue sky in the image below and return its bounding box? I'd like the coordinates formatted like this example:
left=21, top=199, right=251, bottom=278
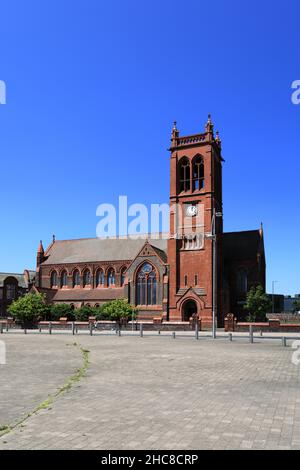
left=0, top=0, right=299, bottom=296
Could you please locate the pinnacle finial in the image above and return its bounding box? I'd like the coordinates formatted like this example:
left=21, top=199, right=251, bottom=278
left=37, top=240, right=44, bottom=254
left=205, top=114, right=214, bottom=133
left=171, top=120, right=179, bottom=145
left=259, top=222, right=264, bottom=237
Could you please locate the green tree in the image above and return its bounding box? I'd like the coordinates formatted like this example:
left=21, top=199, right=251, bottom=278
left=8, top=292, right=49, bottom=324
left=74, top=305, right=95, bottom=321
left=50, top=303, right=75, bottom=321
left=244, top=285, right=272, bottom=322
left=292, top=300, right=300, bottom=314
left=99, top=299, right=136, bottom=324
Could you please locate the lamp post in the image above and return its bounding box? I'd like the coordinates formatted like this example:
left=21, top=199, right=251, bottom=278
left=206, top=208, right=222, bottom=339
left=272, top=280, right=279, bottom=314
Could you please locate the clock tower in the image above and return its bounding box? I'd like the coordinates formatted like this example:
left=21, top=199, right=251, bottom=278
left=167, top=116, right=224, bottom=327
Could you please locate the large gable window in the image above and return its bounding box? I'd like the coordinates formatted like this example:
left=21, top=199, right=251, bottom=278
left=236, top=270, right=248, bottom=295
left=136, top=263, right=157, bottom=306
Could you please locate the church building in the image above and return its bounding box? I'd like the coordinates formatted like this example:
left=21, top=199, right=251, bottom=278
left=34, top=117, right=266, bottom=327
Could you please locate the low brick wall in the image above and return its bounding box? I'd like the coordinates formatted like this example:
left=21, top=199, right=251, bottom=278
left=37, top=320, right=194, bottom=332
left=236, top=322, right=300, bottom=333
left=225, top=315, right=300, bottom=333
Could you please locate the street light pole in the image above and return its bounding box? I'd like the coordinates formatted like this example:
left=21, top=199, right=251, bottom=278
left=272, top=280, right=278, bottom=314
left=212, top=211, right=217, bottom=339
left=207, top=208, right=222, bottom=339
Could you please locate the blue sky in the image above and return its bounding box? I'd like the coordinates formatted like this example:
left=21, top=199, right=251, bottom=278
left=0, top=0, right=299, bottom=296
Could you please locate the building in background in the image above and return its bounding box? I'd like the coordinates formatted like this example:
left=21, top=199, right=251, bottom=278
left=0, top=271, right=35, bottom=317
left=284, top=294, right=300, bottom=313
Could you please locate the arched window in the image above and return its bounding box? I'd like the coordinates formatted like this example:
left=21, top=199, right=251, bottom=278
left=83, top=269, right=91, bottom=287
left=4, top=278, right=18, bottom=300
left=136, top=263, right=157, bottom=306
left=179, top=157, right=190, bottom=192
left=60, top=270, right=68, bottom=288
left=96, top=269, right=104, bottom=287
left=236, top=270, right=248, bottom=295
left=120, top=267, right=127, bottom=287
left=107, top=268, right=115, bottom=287
left=192, top=155, right=204, bottom=191
left=73, top=270, right=80, bottom=287
left=50, top=271, right=58, bottom=288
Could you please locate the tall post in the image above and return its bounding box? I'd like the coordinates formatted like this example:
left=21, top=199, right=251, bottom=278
left=272, top=281, right=278, bottom=314
left=212, top=210, right=217, bottom=339
left=195, top=320, right=199, bottom=340
left=249, top=325, right=253, bottom=343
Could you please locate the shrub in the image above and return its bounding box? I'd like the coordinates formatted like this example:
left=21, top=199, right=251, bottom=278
left=94, top=307, right=110, bottom=321
left=50, top=303, right=75, bottom=321
left=100, top=299, right=136, bottom=323
left=244, top=285, right=272, bottom=322
left=74, top=305, right=94, bottom=321
left=8, top=292, right=49, bottom=324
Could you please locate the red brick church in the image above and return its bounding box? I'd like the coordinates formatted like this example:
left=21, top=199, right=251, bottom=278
left=34, top=116, right=266, bottom=327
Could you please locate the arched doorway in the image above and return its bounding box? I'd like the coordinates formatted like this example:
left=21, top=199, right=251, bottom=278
left=182, top=299, right=198, bottom=321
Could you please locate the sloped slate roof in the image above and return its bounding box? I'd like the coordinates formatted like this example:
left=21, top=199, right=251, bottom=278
left=43, top=236, right=168, bottom=265
left=222, top=230, right=263, bottom=260
left=0, top=271, right=35, bottom=288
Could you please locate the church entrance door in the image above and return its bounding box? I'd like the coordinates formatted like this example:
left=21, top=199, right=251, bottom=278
left=182, top=299, right=197, bottom=321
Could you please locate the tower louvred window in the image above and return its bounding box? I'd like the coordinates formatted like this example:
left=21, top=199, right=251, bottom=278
left=193, top=155, right=204, bottom=191
left=179, top=157, right=190, bottom=192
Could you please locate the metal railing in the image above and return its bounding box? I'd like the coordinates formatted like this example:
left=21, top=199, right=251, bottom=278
left=1, top=321, right=299, bottom=347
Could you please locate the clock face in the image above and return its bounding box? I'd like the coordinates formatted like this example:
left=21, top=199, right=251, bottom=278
left=186, top=204, right=198, bottom=217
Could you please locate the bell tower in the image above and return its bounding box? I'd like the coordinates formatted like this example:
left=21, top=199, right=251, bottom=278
left=167, top=116, right=224, bottom=327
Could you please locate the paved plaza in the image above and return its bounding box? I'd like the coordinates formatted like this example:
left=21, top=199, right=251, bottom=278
left=0, top=333, right=300, bottom=450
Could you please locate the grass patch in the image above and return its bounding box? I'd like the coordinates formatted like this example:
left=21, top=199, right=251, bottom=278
left=0, top=344, right=90, bottom=439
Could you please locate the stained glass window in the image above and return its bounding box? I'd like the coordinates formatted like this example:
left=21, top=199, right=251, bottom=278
left=136, top=263, right=157, bottom=305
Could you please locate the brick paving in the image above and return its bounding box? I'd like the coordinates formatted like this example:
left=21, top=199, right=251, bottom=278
left=0, top=333, right=300, bottom=450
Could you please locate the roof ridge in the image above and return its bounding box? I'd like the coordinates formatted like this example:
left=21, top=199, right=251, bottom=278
left=224, top=229, right=260, bottom=235
left=52, top=232, right=170, bottom=243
